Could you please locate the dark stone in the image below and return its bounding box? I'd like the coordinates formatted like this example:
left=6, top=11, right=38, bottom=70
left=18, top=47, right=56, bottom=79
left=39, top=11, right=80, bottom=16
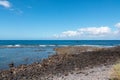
left=9, top=62, right=14, bottom=68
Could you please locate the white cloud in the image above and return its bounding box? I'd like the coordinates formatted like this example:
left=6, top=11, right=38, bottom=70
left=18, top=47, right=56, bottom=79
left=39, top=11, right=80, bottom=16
left=0, top=0, right=23, bottom=15
left=114, top=22, right=120, bottom=34
left=0, top=0, right=11, bottom=8
left=61, top=31, right=80, bottom=37
left=78, top=26, right=111, bottom=36
left=54, top=26, right=112, bottom=38
left=115, top=23, right=120, bottom=29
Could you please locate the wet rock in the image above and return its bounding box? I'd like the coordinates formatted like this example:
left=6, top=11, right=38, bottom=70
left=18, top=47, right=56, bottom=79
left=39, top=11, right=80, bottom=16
left=8, top=62, right=14, bottom=68
left=0, top=46, right=120, bottom=80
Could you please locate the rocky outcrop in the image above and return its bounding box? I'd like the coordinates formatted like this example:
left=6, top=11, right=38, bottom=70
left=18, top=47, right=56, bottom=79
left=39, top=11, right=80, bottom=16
left=0, top=46, right=120, bottom=80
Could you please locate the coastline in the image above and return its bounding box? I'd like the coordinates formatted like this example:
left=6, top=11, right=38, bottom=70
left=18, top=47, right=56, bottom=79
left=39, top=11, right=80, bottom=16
left=0, top=46, right=120, bottom=80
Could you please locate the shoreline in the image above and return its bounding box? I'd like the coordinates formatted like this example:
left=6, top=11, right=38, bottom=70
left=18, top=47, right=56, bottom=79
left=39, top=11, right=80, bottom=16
left=0, top=46, right=120, bottom=80
left=0, top=45, right=111, bottom=70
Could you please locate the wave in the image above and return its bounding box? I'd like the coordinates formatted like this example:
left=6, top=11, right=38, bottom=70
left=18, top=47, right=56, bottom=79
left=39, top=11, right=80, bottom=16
left=5, top=44, right=21, bottom=48
left=48, top=45, right=57, bottom=46
left=0, top=45, right=28, bottom=48
left=73, top=44, right=111, bottom=47
left=39, top=45, right=47, bottom=47
left=0, top=44, right=57, bottom=48
left=0, top=44, right=118, bottom=48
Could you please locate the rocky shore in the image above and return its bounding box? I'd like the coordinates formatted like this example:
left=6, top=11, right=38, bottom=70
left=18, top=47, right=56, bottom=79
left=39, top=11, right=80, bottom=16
left=0, top=46, right=120, bottom=80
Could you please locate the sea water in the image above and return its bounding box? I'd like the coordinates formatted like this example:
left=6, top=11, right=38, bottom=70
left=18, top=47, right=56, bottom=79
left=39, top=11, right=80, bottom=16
left=0, top=40, right=120, bottom=70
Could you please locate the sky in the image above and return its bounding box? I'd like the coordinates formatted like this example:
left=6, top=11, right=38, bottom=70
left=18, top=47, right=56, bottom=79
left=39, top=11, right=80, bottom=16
left=0, top=0, right=120, bottom=40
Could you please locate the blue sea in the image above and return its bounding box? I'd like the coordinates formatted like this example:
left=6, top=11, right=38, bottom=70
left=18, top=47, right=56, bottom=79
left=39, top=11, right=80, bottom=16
left=0, top=40, right=120, bottom=70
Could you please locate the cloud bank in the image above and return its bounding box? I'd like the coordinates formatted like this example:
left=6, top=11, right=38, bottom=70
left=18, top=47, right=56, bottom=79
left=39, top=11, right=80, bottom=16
left=0, top=0, right=11, bottom=8
left=54, top=23, right=120, bottom=39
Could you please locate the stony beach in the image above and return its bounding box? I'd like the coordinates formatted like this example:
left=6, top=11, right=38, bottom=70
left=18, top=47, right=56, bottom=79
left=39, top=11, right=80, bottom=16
left=0, top=46, right=120, bottom=80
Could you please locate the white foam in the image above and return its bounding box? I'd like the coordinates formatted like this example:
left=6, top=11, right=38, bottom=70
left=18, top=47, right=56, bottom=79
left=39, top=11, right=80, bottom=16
left=39, top=45, right=47, bottom=47
left=0, top=44, right=116, bottom=48
left=7, top=45, right=13, bottom=47
left=14, top=44, right=21, bottom=47
left=48, top=45, right=56, bottom=47
left=3, top=44, right=21, bottom=48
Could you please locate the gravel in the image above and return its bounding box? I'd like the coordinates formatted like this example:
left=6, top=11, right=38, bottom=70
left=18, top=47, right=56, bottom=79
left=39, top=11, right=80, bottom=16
left=52, top=65, right=113, bottom=80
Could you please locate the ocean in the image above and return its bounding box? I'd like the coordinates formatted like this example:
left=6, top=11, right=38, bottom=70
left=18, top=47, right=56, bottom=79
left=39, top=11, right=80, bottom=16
left=0, top=40, right=120, bottom=70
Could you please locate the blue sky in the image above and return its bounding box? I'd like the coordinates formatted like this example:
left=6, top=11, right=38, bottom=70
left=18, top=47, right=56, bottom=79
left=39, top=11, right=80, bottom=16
left=0, top=0, right=120, bottom=40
